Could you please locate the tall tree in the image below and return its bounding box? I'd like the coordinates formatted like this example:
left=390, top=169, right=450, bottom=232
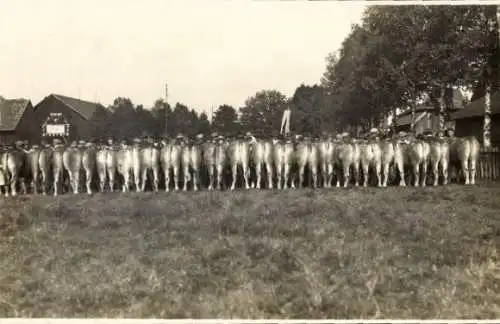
left=239, top=90, right=288, bottom=137
left=197, top=112, right=211, bottom=135
left=290, top=84, right=326, bottom=135
left=322, top=5, right=497, bottom=135
left=212, top=104, right=239, bottom=136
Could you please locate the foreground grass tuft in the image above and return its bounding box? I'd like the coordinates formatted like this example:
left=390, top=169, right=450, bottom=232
left=1, top=184, right=500, bottom=318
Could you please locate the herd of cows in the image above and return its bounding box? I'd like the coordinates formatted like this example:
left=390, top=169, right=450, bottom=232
left=0, top=129, right=481, bottom=197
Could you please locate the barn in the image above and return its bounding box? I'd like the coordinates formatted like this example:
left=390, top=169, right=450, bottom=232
left=394, top=106, right=440, bottom=134
left=452, top=91, right=500, bottom=145
left=394, top=88, right=466, bottom=134
left=0, top=97, right=37, bottom=145
left=34, top=94, right=104, bottom=142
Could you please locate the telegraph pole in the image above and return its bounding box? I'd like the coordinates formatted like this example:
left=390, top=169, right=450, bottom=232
left=164, top=83, right=168, bottom=137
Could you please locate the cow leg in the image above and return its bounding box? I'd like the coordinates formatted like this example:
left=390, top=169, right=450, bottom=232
left=97, top=166, right=106, bottom=192
left=122, top=170, right=130, bottom=193
left=421, top=161, right=428, bottom=187
left=432, top=160, right=439, bottom=186
left=133, top=169, right=141, bottom=193
left=108, top=168, right=116, bottom=193
left=40, top=170, right=48, bottom=195
left=152, top=167, right=159, bottom=192
left=382, top=161, right=389, bottom=188
left=74, top=172, right=81, bottom=194
left=461, top=160, right=470, bottom=185
left=298, top=165, right=305, bottom=189
left=164, top=167, right=171, bottom=192
left=53, top=169, right=60, bottom=196
left=242, top=162, right=250, bottom=190
left=374, top=161, right=382, bottom=188
left=9, top=172, right=18, bottom=197
left=395, top=156, right=406, bottom=187
left=31, top=170, right=39, bottom=195
left=353, top=162, right=360, bottom=187
left=266, top=161, right=273, bottom=189
left=255, top=163, right=262, bottom=189
left=413, top=163, right=420, bottom=187
left=362, top=161, right=369, bottom=187
left=85, top=169, right=93, bottom=195
left=183, top=166, right=190, bottom=191
left=141, top=168, right=148, bottom=192
left=207, top=165, right=214, bottom=191
left=276, top=164, right=283, bottom=190
left=342, top=162, right=350, bottom=188
left=216, top=164, right=224, bottom=190
left=441, top=159, right=449, bottom=185
left=173, top=166, right=180, bottom=191
left=326, top=163, right=334, bottom=188
left=192, top=168, right=200, bottom=191
left=230, top=163, right=238, bottom=191
left=311, top=163, right=318, bottom=189
left=469, top=158, right=477, bottom=185
left=284, top=163, right=292, bottom=190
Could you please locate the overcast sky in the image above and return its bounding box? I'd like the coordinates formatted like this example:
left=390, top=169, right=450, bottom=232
left=0, top=0, right=366, bottom=114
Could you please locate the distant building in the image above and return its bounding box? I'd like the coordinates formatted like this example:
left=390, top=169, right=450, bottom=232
left=394, top=105, right=440, bottom=134
left=452, top=91, right=500, bottom=145
left=34, top=94, right=102, bottom=141
left=394, top=88, right=466, bottom=134
left=0, top=98, right=37, bottom=145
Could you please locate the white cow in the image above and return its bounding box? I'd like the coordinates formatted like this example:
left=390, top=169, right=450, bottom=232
left=248, top=133, right=274, bottom=189
left=273, top=135, right=296, bottom=190
left=296, top=135, right=320, bottom=188
left=448, top=135, right=480, bottom=185
left=228, top=135, right=251, bottom=190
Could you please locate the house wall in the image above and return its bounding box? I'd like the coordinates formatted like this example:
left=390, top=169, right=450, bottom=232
left=0, top=102, right=38, bottom=145
left=0, top=131, right=17, bottom=145
left=34, top=96, right=92, bottom=141
left=455, top=115, right=500, bottom=144
left=16, top=102, right=39, bottom=143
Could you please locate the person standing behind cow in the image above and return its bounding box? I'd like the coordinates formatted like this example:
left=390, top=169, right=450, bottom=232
left=280, top=105, right=292, bottom=136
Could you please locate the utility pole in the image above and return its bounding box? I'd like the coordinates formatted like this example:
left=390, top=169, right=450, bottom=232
left=164, top=83, right=168, bottom=137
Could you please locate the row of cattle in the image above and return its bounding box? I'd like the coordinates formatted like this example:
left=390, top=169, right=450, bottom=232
left=0, top=132, right=480, bottom=197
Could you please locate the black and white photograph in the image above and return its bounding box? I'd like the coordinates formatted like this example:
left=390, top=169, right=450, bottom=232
left=0, top=0, right=499, bottom=319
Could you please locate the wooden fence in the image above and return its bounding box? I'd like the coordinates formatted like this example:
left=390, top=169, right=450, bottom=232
left=477, top=146, right=500, bottom=181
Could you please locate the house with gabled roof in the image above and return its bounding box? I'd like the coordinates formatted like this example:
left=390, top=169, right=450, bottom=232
left=452, top=91, right=500, bottom=145
left=0, top=97, right=37, bottom=145
left=34, top=94, right=105, bottom=141
left=394, top=88, right=467, bottom=134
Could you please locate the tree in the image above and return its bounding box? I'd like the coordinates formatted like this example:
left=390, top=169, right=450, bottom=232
left=89, top=104, right=112, bottom=140
left=197, top=112, right=211, bottom=135
left=109, top=97, right=141, bottom=139
left=151, top=98, right=172, bottom=138
left=290, top=84, right=327, bottom=135
left=170, top=103, right=192, bottom=136
left=212, top=104, right=239, bottom=136
left=239, top=90, right=288, bottom=137
left=322, top=5, right=497, bottom=134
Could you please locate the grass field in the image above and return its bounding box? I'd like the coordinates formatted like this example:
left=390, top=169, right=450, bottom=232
left=1, top=184, right=500, bottom=319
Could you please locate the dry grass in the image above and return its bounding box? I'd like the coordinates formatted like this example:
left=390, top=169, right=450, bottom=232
left=1, top=183, right=500, bottom=318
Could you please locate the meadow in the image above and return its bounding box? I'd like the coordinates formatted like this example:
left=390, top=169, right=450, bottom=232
left=1, top=184, right=499, bottom=318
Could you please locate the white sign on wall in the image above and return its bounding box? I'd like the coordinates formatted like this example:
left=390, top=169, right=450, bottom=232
left=46, top=124, right=67, bottom=135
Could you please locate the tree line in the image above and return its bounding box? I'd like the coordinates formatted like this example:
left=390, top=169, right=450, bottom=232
left=81, top=5, right=500, bottom=143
